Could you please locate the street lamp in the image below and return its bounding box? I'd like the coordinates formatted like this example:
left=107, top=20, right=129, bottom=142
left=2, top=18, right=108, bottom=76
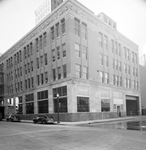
left=56, top=93, right=60, bottom=123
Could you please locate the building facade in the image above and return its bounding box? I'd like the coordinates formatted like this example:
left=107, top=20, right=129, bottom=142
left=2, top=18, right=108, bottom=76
left=0, top=0, right=141, bottom=121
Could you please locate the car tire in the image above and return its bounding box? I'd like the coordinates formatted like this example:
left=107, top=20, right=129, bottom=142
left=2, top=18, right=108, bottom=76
left=33, top=120, right=37, bottom=124
left=42, top=120, right=47, bottom=124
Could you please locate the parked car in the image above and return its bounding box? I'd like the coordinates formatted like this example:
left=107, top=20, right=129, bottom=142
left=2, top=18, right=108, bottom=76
left=6, top=114, right=21, bottom=122
left=0, top=113, right=2, bottom=121
left=33, top=114, right=54, bottom=124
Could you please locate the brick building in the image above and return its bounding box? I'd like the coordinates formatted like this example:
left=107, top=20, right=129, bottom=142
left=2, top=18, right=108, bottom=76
left=0, top=0, right=141, bottom=121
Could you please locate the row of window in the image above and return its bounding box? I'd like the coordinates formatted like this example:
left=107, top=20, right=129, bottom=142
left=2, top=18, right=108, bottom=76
left=52, top=43, right=66, bottom=62
left=52, top=64, right=67, bottom=81
left=25, top=77, right=34, bottom=90
left=36, top=53, right=48, bottom=69
left=75, top=43, right=87, bottom=59
left=37, top=72, right=48, bottom=86
left=75, top=64, right=88, bottom=79
left=100, top=53, right=108, bottom=67
left=124, top=79, right=138, bottom=90
left=51, top=18, right=65, bottom=40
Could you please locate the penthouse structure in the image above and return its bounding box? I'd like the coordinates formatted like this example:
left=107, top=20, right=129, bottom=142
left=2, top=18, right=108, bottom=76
left=0, top=0, right=140, bottom=121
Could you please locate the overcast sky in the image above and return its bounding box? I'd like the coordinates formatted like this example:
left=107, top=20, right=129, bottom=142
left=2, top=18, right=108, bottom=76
left=0, top=0, right=146, bottom=56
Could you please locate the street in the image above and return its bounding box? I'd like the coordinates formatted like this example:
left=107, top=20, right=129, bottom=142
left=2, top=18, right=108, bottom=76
left=0, top=121, right=146, bottom=150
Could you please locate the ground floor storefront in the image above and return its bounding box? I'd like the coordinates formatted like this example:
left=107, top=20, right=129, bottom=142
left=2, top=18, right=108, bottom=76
left=4, top=80, right=141, bottom=121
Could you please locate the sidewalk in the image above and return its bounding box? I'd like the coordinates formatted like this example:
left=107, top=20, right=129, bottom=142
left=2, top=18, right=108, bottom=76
left=20, top=116, right=136, bottom=125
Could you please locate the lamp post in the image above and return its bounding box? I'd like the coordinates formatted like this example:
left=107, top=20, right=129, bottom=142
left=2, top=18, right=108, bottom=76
left=56, top=93, right=60, bottom=123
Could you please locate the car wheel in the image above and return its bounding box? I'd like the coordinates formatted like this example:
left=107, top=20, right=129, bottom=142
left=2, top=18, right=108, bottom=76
left=42, top=120, right=47, bottom=124
left=33, top=120, right=37, bottom=124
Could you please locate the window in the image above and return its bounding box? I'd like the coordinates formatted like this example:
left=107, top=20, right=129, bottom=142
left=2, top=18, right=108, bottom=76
left=53, top=86, right=67, bottom=113
left=41, top=73, right=44, bottom=84
left=30, top=42, right=33, bottom=55
left=77, top=97, right=89, bottom=112
left=37, top=75, right=40, bottom=85
left=31, top=61, right=33, bottom=72
left=111, top=39, right=114, bottom=52
left=38, top=100, right=48, bottom=113
left=57, top=46, right=60, bottom=60
left=118, top=43, right=121, bottom=56
left=74, top=18, right=80, bottom=36
left=25, top=80, right=27, bottom=90
left=44, top=53, right=48, bottom=65
left=24, top=47, right=27, bottom=59
left=99, top=32, right=103, bottom=47
left=57, top=67, right=61, bottom=80
left=27, top=45, right=30, bottom=57
left=56, top=23, right=59, bottom=37
left=104, top=55, right=108, bottom=67
left=83, top=66, right=88, bottom=79
left=104, top=35, right=108, bottom=50
left=81, top=22, right=87, bottom=40
left=36, top=38, right=39, bottom=51
left=62, top=43, right=66, bottom=57
left=40, top=55, right=43, bottom=67
left=119, top=61, right=121, bottom=71
left=52, top=69, right=56, bottom=81
left=43, top=32, right=47, bottom=47
left=28, top=78, right=30, bottom=88
left=104, top=73, right=109, bottom=84
left=101, top=99, right=110, bottom=112
left=45, top=72, right=48, bottom=83
left=99, top=71, right=104, bottom=83
left=99, top=53, right=103, bottom=65
left=52, top=49, right=55, bottom=62
left=26, top=102, right=34, bottom=114
left=61, top=18, right=65, bottom=34
left=28, top=63, right=30, bottom=73
left=31, top=77, right=34, bottom=88
left=63, top=64, right=67, bottom=78
left=76, top=64, right=81, bottom=78
left=37, top=58, right=39, bottom=69
left=51, top=26, right=54, bottom=40
left=82, top=45, right=87, bottom=59
left=75, top=43, right=80, bottom=57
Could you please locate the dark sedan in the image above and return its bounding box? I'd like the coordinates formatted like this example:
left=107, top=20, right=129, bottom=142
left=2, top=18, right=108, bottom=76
left=6, top=114, right=21, bottom=122
left=33, top=114, right=54, bottom=124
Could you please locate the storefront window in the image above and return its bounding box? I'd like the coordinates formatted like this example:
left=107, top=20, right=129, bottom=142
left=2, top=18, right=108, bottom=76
left=77, top=97, right=89, bottom=112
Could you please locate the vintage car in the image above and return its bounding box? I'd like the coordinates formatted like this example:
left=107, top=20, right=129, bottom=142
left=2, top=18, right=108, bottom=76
left=6, top=114, right=21, bottom=122
left=33, top=114, right=54, bottom=124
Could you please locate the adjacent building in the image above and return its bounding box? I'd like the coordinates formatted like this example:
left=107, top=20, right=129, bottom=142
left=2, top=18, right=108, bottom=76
left=0, top=0, right=141, bottom=121
left=35, top=0, right=64, bottom=24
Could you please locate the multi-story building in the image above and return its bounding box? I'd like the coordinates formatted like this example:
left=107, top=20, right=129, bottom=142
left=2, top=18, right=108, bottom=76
left=0, top=0, right=141, bottom=121
left=35, top=0, right=64, bottom=24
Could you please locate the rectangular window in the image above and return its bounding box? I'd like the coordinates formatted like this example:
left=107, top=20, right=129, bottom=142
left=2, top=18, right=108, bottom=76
left=63, top=64, right=67, bottom=78
left=118, top=43, right=121, bottom=56
left=28, top=78, right=30, bottom=88
left=99, top=32, right=103, bottom=47
left=104, top=55, right=108, bottom=67
left=111, top=39, right=114, bottom=52
left=57, top=46, right=60, bottom=60
left=99, top=71, right=104, bottom=83
left=100, top=53, right=103, bottom=65
left=41, top=73, right=44, bottom=84
left=26, top=102, right=34, bottom=114
left=101, top=99, right=110, bottom=112
left=77, top=97, right=89, bottom=112
left=44, top=53, right=48, bottom=65
left=53, top=86, right=67, bottom=113
left=104, top=73, right=109, bottom=84
left=40, top=55, right=43, bottom=67
left=43, top=32, right=47, bottom=47
left=61, top=18, right=65, bottom=34
left=38, top=100, right=48, bottom=113
left=52, top=49, right=55, bottom=62
left=45, top=71, right=48, bottom=83
left=83, top=66, right=88, bottom=79
left=24, top=47, right=27, bottom=59
left=56, top=23, right=59, bottom=38
left=30, top=42, right=33, bottom=55
left=81, top=22, right=87, bottom=40
left=62, top=43, right=66, bottom=57
left=76, top=64, right=81, bottom=78
left=52, top=69, right=56, bottom=81
left=82, top=45, right=87, bottom=60
left=31, top=77, right=34, bottom=88
left=27, top=45, right=30, bottom=57
left=40, top=35, right=43, bottom=49
left=51, top=26, right=54, bottom=40
left=104, top=35, right=108, bottom=50
left=31, top=61, right=33, bottom=72
left=37, top=75, right=40, bottom=85
left=75, top=43, right=80, bottom=57
left=25, top=80, right=27, bottom=90
left=57, top=67, right=61, bottom=80
left=115, top=42, right=118, bottom=54
left=74, top=18, right=80, bottom=36
left=37, top=58, right=39, bottom=69
left=36, top=38, right=39, bottom=51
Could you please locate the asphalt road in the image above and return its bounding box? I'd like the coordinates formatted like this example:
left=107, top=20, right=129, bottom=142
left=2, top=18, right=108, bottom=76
left=0, top=121, right=146, bottom=150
